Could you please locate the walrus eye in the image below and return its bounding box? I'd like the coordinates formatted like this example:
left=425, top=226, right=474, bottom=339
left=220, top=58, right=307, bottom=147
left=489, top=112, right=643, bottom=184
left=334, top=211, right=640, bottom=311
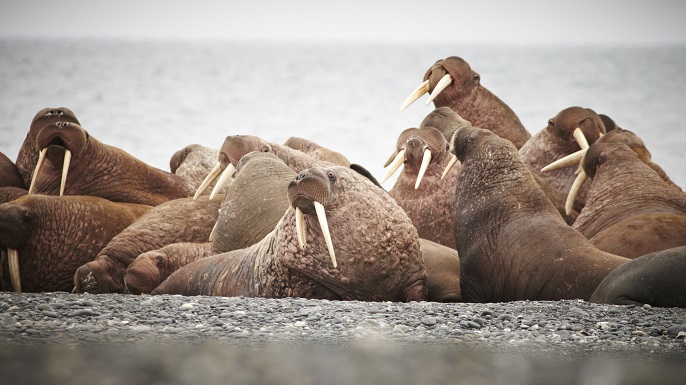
left=260, top=146, right=269, bottom=152
left=548, top=119, right=554, bottom=127
left=473, top=74, right=480, bottom=82
left=327, top=171, right=336, bottom=181
left=22, top=211, right=32, bottom=222
left=156, top=256, right=164, bottom=268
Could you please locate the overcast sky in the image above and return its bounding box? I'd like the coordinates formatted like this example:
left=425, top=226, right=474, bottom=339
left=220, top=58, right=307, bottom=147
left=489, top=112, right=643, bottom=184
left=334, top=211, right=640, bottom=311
left=1, top=0, right=685, bottom=44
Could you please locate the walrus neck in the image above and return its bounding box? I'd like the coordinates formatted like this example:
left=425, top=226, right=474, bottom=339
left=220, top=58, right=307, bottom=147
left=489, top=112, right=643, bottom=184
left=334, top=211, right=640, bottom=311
left=271, top=143, right=332, bottom=173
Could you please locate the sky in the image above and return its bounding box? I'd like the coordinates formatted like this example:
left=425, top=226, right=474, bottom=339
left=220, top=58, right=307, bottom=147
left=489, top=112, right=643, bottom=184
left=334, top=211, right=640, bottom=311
left=1, top=0, right=686, bottom=44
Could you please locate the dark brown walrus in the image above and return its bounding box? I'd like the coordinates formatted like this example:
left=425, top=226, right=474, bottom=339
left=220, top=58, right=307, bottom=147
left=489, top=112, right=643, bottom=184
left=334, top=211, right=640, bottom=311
left=0, top=195, right=150, bottom=292
left=0, top=152, right=27, bottom=204
left=401, top=57, right=531, bottom=149
left=450, top=126, right=627, bottom=302
left=153, top=166, right=428, bottom=302
left=30, top=121, right=195, bottom=205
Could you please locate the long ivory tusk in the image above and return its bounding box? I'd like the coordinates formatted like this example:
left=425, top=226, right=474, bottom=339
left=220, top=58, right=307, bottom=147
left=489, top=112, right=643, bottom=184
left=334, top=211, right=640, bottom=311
left=380, top=149, right=405, bottom=184
left=573, top=127, right=590, bottom=150
left=295, top=207, right=307, bottom=249
left=209, top=163, right=236, bottom=200
left=415, top=149, right=432, bottom=189
left=541, top=149, right=586, bottom=173
left=441, top=154, right=458, bottom=180
left=194, top=163, right=222, bottom=200
left=425, top=74, right=452, bottom=106
left=399, top=80, right=430, bottom=111
left=566, top=170, right=587, bottom=216
left=8, top=248, right=21, bottom=292
left=208, top=220, right=219, bottom=242
left=59, top=149, right=71, bottom=196
left=28, top=148, right=47, bottom=194
left=314, top=202, right=337, bottom=268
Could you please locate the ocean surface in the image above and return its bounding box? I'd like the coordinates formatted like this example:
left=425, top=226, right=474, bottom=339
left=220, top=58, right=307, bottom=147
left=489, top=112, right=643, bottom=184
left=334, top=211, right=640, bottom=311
left=1, top=39, right=685, bottom=188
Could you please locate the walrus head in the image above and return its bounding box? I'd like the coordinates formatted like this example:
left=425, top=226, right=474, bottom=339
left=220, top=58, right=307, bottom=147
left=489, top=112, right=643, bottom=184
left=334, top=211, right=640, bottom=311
left=381, top=127, right=450, bottom=188
left=400, top=56, right=480, bottom=110
left=30, top=107, right=80, bottom=132
left=123, top=250, right=166, bottom=295
left=73, top=255, right=126, bottom=294
left=0, top=202, right=34, bottom=292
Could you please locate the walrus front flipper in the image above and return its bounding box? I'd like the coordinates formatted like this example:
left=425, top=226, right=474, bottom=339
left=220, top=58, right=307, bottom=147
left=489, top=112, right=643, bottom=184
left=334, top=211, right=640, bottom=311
left=350, top=164, right=383, bottom=189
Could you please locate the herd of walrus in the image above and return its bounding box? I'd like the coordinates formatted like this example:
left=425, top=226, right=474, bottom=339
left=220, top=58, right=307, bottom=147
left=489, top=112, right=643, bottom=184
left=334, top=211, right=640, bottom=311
left=1, top=56, right=685, bottom=308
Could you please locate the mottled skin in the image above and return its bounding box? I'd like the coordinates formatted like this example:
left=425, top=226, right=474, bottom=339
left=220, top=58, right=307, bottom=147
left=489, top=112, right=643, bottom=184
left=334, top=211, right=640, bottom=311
left=212, top=152, right=295, bottom=254
left=124, top=242, right=214, bottom=295
left=420, top=239, right=460, bottom=302
left=452, top=126, right=627, bottom=302
left=0, top=152, right=24, bottom=189
left=0, top=195, right=150, bottom=292
left=153, top=167, right=428, bottom=302
left=519, top=106, right=606, bottom=213
left=170, top=144, right=224, bottom=195
left=31, top=122, right=195, bottom=205
left=590, top=246, right=686, bottom=308
left=422, top=57, right=531, bottom=148
left=387, top=127, right=459, bottom=248
left=0, top=187, right=27, bottom=204
left=283, top=137, right=351, bottom=166
left=572, top=141, right=686, bottom=258
left=15, top=107, right=80, bottom=188
left=72, top=196, right=222, bottom=294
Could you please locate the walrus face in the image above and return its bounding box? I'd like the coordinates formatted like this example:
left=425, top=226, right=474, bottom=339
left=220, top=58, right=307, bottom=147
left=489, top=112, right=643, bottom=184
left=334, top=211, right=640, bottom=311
left=30, top=107, right=80, bottom=132
left=124, top=251, right=166, bottom=295
left=546, top=107, right=605, bottom=148
left=582, top=142, right=641, bottom=180
left=0, top=202, right=34, bottom=292
left=381, top=127, right=449, bottom=188
left=423, top=57, right=480, bottom=107
left=73, top=255, right=126, bottom=294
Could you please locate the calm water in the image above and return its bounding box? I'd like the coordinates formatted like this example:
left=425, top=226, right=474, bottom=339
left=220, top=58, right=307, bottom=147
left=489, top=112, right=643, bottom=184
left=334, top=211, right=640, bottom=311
left=1, top=39, right=685, bottom=188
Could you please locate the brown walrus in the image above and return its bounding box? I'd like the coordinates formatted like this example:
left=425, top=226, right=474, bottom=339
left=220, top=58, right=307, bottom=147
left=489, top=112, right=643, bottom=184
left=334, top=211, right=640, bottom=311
left=450, top=126, right=627, bottom=302
left=153, top=166, right=428, bottom=302
left=283, top=136, right=351, bottom=166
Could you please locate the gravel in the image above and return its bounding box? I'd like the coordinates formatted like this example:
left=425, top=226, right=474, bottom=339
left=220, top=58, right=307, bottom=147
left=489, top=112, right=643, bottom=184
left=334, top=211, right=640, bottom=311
left=2, top=292, right=685, bottom=384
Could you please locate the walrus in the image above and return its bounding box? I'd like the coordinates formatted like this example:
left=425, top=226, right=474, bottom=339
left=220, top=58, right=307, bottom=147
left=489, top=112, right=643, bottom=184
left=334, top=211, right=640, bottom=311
left=450, top=126, right=627, bottom=302
left=0, top=152, right=25, bottom=189
left=571, top=140, right=686, bottom=258
left=153, top=166, right=428, bottom=302
left=420, top=239, right=460, bottom=302
left=29, top=121, right=195, bottom=205
left=283, top=137, right=351, bottom=166
left=0, top=195, right=150, bottom=292
left=15, top=107, right=80, bottom=188
left=401, top=56, right=531, bottom=149
left=169, top=144, right=227, bottom=197
left=590, top=246, right=686, bottom=308
left=123, top=242, right=214, bottom=295
left=72, top=195, right=222, bottom=294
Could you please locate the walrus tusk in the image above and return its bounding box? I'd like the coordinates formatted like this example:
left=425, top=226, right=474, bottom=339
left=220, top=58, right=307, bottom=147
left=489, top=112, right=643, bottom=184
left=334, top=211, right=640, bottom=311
left=210, top=163, right=236, bottom=200
left=59, top=149, right=71, bottom=196
left=541, top=149, right=586, bottom=173
left=28, top=148, right=47, bottom=194
left=415, top=149, right=432, bottom=189
left=399, top=80, right=430, bottom=111
left=8, top=248, right=21, bottom=292
left=380, top=149, right=405, bottom=184
left=194, top=163, right=222, bottom=200
left=425, top=74, right=452, bottom=106
left=573, top=127, right=590, bottom=150
left=566, top=169, right=587, bottom=216
left=441, top=154, right=458, bottom=180
left=208, top=220, right=219, bottom=242
left=314, top=202, right=337, bottom=268
left=295, top=207, right=307, bottom=249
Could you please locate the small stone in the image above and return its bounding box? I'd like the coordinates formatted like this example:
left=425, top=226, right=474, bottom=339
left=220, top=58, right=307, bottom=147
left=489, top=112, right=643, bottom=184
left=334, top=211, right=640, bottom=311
left=421, top=317, right=437, bottom=327
left=179, top=303, right=195, bottom=310
left=293, top=321, right=307, bottom=327
left=69, top=309, right=95, bottom=317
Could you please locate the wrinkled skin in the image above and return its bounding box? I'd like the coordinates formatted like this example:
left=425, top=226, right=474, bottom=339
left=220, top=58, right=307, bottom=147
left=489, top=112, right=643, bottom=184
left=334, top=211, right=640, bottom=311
left=0, top=187, right=27, bottom=204
left=153, top=167, right=428, bottom=302
left=31, top=122, right=195, bottom=205
left=520, top=106, right=606, bottom=212
left=422, top=57, right=531, bottom=148
left=590, top=246, right=686, bottom=308
left=0, top=195, right=150, bottom=292
left=0, top=152, right=25, bottom=189
left=124, top=242, right=214, bottom=295
left=15, top=107, right=80, bottom=188
left=170, top=144, right=225, bottom=195
left=452, top=126, right=627, bottom=302
left=420, top=239, right=460, bottom=302
left=212, top=152, right=295, bottom=253
left=72, top=196, right=222, bottom=294
left=387, top=127, right=459, bottom=248
left=283, top=137, right=351, bottom=166
left=572, top=140, right=686, bottom=258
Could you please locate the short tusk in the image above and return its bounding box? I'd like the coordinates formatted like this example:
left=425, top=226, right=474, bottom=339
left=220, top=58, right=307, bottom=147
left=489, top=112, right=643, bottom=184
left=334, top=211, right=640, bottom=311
left=194, top=163, right=222, bottom=200
left=399, top=80, right=430, bottom=111
left=415, top=149, right=432, bottom=189
left=8, top=248, right=21, bottom=292
left=59, top=149, right=71, bottom=196
left=209, top=163, right=236, bottom=200
left=425, top=74, right=452, bottom=106
left=208, top=220, right=219, bottom=242
left=573, top=127, right=590, bottom=150
left=441, top=154, right=458, bottom=180
left=314, top=202, right=337, bottom=268
left=28, top=148, right=47, bottom=194
left=380, top=149, right=406, bottom=184
left=295, top=207, right=307, bottom=250
left=541, top=149, right=586, bottom=173
left=565, top=169, right=587, bottom=216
